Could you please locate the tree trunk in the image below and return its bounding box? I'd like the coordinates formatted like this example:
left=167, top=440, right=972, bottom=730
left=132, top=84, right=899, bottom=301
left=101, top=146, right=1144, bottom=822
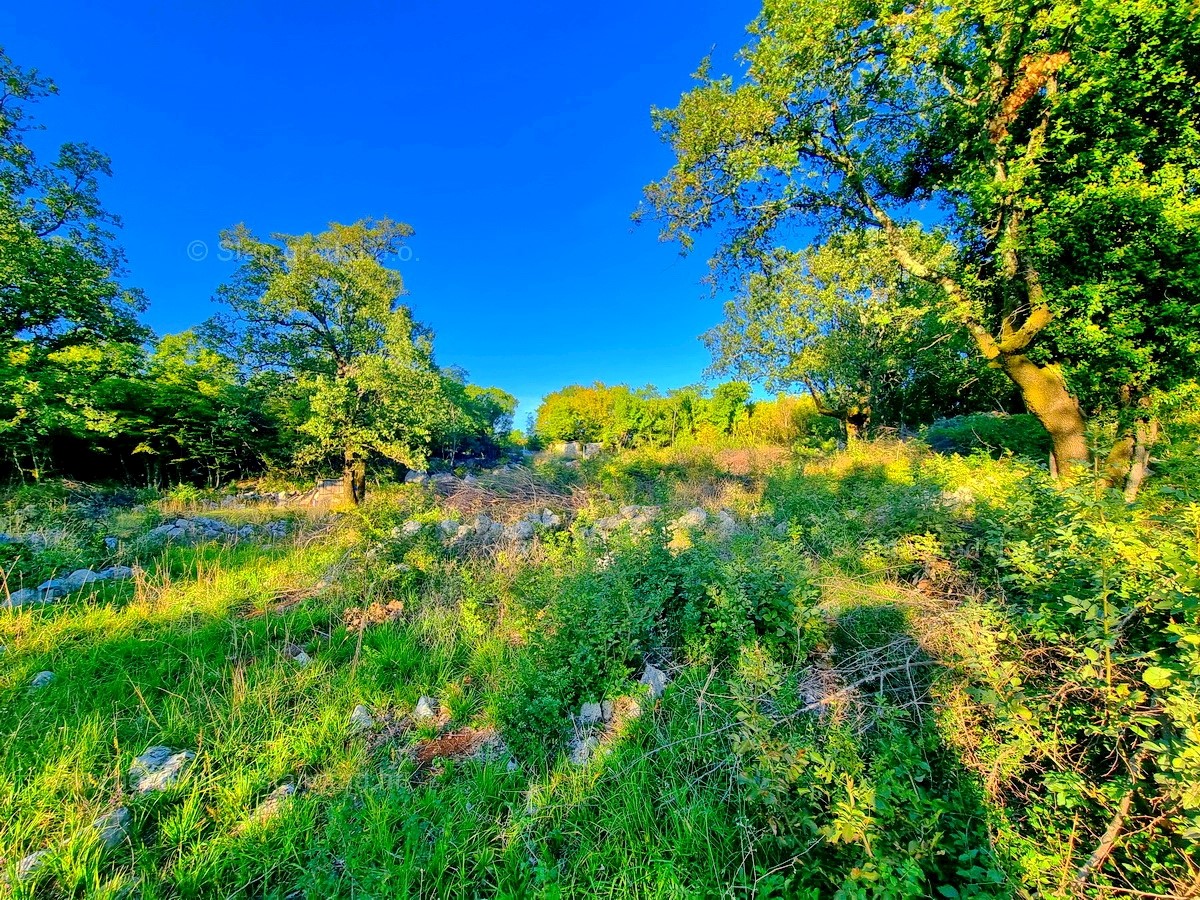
left=344, top=452, right=367, bottom=505
left=845, top=406, right=870, bottom=444
left=1123, top=419, right=1158, bottom=502
left=999, top=353, right=1089, bottom=475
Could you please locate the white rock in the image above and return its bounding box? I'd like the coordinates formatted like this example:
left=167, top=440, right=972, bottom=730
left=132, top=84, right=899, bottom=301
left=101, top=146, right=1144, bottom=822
left=92, top=807, right=131, bottom=850
left=349, top=705, right=375, bottom=734
left=578, top=702, right=603, bottom=725
left=674, top=507, right=708, bottom=529
left=4, top=588, right=47, bottom=608
left=400, top=520, right=423, bottom=537
left=640, top=665, right=669, bottom=699
left=30, top=671, right=54, bottom=689
left=414, top=695, right=439, bottom=720
left=130, top=746, right=195, bottom=793
left=438, top=520, right=459, bottom=536
left=37, top=578, right=71, bottom=596
left=512, top=520, right=535, bottom=540
left=716, top=509, right=738, bottom=537
left=569, top=735, right=599, bottom=766
left=246, top=783, right=295, bottom=826
left=285, top=644, right=312, bottom=665
left=66, top=568, right=103, bottom=588
left=97, top=565, right=135, bottom=581
left=15, top=850, right=49, bottom=882
left=601, top=701, right=614, bottom=722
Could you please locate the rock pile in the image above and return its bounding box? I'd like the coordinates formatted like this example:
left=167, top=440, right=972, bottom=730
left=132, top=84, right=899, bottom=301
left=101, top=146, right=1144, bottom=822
left=4, top=565, right=135, bottom=608
left=582, top=505, right=661, bottom=541
left=399, top=509, right=562, bottom=547
left=145, top=517, right=288, bottom=545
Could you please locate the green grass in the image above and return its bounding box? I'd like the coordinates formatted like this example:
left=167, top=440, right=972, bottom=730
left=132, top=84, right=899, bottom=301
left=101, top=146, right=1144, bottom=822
left=1, top=440, right=1197, bottom=897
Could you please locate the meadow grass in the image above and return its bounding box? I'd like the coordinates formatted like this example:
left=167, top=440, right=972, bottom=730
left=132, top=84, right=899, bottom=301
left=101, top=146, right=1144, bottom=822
left=0, top=441, right=1196, bottom=897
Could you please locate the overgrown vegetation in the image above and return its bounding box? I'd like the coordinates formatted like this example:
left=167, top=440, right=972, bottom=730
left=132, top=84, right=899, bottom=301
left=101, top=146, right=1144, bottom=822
left=1, top=0, right=1198, bottom=894
left=1, top=433, right=1196, bottom=897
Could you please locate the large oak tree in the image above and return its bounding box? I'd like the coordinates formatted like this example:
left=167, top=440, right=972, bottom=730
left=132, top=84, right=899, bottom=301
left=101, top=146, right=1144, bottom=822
left=644, top=0, right=1200, bottom=485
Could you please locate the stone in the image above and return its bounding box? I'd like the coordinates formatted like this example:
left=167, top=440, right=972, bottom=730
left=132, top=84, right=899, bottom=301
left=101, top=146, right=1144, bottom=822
left=15, top=850, right=49, bottom=882
left=640, top=664, right=669, bottom=699
left=512, top=520, right=535, bottom=541
left=715, top=509, right=738, bottom=538
left=246, top=783, right=295, bottom=826
left=349, top=705, right=375, bottom=734
left=473, top=514, right=494, bottom=536
left=674, top=507, right=708, bottom=530
left=578, top=702, right=603, bottom=725
left=175, top=519, right=192, bottom=529
left=4, top=588, right=47, bottom=608
left=30, top=671, right=54, bottom=689
left=601, top=700, right=614, bottom=722
left=284, top=644, right=311, bottom=666
left=238, top=525, right=254, bottom=538
left=775, top=521, right=791, bottom=537
left=414, top=695, right=438, bottom=720
left=92, top=807, right=131, bottom=850
left=37, top=578, right=71, bottom=597
left=583, top=442, right=603, bottom=459
left=147, top=524, right=175, bottom=539
left=130, top=746, right=195, bottom=793
left=569, top=735, right=599, bottom=766
left=404, top=471, right=429, bottom=484
left=456, top=525, right=473, bottom=540
left=166, top=526, right=187, bottom=539
left=66, top=568, right=104, bottom=589
left=97, top=565, right=135, bottom=581
left=400, top=520, right=423, bottom=537
left=104, top=536, right=118, bottom=551
left=438, top=520, right=459, bottom=537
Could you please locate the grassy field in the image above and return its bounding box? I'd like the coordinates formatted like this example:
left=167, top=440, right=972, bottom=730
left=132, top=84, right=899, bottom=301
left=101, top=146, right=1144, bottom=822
left=1, top=441, right=1197, bottom=898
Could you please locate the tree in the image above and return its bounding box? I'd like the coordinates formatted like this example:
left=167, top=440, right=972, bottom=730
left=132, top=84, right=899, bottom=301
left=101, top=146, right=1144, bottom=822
left=643, top=0, right=1200, bottom=484
left=0, top=48, right=144, bottom=346
left=212, top=218, right=449, bottom=504
left=707, top=233, right=1012, bottom=439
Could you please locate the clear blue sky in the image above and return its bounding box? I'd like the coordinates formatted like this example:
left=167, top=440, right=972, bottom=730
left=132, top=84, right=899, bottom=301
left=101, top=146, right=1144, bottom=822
left=1, top=1, right=761, bottom=425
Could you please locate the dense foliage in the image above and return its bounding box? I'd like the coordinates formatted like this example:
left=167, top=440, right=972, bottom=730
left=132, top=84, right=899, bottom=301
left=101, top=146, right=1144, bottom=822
left=643, top=0, right=1200, bottom=481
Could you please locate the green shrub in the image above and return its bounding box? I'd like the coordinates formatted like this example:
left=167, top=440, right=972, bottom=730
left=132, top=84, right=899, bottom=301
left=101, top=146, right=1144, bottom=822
left=923, top=413, right=1051, bottom=460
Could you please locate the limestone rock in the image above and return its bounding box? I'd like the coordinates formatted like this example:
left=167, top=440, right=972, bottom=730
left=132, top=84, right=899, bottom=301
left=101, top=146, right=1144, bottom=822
left=29, top=671, right=54, bottom=689
left=92, top=807, right=131, bottom=851
left=349, top=705, right=375, bottom=734
left=578, top=702, right=603, bottom=725
left=673, top=507, right=708, bottom=530
left=414, top=695, right=439, bottom=720
left=640, top=664, right=669, bottom=699
left=130, top=746, right=195, bottom=793
left=66, top=568, right=104, bottom=589
left=246, top=783, right=295, bottom=827
left=15, top=850, right=49, bottom=882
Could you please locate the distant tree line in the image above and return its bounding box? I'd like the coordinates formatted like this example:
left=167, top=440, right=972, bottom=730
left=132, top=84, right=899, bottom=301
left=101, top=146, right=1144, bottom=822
left=532, top=381, right=852, bottom=449
left=0, top=50, right=513, bottom=502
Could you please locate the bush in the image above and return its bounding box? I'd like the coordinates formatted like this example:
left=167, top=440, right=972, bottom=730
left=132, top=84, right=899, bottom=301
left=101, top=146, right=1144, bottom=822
left=923, top=413, right=1051, bottom=460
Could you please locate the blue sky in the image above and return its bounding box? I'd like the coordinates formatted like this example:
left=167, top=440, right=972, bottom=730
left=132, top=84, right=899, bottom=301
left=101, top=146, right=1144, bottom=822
left=1, top=1, right=761, bottom=424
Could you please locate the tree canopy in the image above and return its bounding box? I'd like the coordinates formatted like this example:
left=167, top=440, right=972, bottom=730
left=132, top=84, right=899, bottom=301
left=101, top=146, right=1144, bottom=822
left=644, top=0, right=1200, bottom=482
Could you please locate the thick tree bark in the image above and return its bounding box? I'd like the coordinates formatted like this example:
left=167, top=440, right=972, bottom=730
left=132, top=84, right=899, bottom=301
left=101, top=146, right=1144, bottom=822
left=996, top=353, right=1090, bottom=475
left=344, top=451, right=367, bottom=505
left=1123, top=419, right=1158, bottom=502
